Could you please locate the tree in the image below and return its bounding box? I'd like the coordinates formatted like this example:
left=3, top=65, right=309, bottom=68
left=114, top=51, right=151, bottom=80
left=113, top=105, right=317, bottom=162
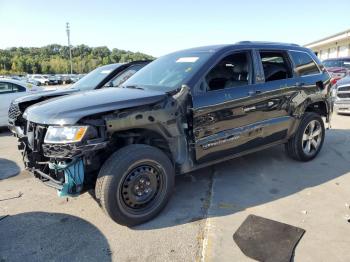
left=0, top=44, right=154, bottom=75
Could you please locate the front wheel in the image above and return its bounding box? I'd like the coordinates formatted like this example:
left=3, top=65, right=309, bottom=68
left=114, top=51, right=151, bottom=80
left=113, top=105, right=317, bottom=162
left=95, top=144, right=174, bottom=226
left=285, top=112, right=325, bottom=161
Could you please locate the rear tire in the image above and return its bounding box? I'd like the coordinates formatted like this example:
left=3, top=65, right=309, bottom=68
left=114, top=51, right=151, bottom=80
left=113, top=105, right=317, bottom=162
left=285, top=112, right=325, bottom=161
left=95, top=144, right=174, bottom=226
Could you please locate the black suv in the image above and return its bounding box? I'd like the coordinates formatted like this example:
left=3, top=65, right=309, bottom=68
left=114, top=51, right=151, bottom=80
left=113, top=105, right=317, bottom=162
left=19, top=42, right=332, bottom=226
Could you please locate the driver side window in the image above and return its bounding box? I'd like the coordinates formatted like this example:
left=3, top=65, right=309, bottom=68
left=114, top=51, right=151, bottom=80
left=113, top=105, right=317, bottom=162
left=205, top=51, right=252, bottom=91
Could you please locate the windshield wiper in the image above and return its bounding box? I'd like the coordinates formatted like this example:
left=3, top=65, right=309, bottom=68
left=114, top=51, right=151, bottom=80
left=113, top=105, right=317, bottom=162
left=123, top=85, right=144, bottom=90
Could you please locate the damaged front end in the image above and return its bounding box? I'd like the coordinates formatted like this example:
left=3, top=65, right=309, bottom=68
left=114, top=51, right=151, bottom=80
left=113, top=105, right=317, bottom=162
left=18, top=86, right=192, bottom=197
left=20, top=122, right=107, bottom=197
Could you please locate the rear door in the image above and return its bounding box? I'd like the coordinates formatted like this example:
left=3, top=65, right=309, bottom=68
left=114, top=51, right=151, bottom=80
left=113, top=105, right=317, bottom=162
left=245, top=50, right=299, bottom=142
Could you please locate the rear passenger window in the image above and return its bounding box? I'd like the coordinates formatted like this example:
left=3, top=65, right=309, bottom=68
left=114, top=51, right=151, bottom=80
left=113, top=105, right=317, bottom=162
left=205, top=51, right=252, bottom=91
left=289, top=51, right=320, bottom=76
left=259, top=51, right=293, bottom=82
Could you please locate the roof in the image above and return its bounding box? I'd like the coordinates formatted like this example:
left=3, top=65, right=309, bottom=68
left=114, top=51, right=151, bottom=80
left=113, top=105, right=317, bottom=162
left=171, top=41, right=306, bottom=54
left=235, top=41, right=299, bottom=47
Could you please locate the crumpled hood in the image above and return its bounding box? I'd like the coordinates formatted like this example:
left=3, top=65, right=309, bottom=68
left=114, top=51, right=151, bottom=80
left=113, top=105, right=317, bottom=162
left=24, top=88, right=167, bottom=125
left=13, top=88, right=79, bottom=104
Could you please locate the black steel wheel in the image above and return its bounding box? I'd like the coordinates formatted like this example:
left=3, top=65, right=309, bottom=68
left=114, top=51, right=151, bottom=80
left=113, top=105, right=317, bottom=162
left=95, top=144, right=174, bottom=226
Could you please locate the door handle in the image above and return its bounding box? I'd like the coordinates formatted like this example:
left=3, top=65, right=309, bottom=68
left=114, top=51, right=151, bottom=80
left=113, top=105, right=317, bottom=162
left=248, top=90, right=262, bottom=96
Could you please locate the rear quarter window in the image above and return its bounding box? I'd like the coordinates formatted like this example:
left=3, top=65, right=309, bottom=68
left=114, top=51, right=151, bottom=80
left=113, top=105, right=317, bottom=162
left=289, top=51, right=320, bottom=76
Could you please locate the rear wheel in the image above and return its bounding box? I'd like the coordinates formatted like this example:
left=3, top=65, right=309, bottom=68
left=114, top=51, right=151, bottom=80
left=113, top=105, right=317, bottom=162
left=285, top=112, right=325, bottom=161
left=95, top=144, right=174, bottom=226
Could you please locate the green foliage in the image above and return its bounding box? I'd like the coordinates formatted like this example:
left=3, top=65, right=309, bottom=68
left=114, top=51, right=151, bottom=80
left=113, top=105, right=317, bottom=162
left=0, top=44, right=154, bottom=75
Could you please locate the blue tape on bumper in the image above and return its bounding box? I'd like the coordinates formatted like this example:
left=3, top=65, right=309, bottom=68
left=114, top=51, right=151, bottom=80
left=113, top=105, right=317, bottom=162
left=49, top=159, right=84, bottom=197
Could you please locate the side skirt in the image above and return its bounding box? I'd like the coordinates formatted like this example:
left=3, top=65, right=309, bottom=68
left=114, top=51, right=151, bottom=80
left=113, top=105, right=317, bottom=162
left=179, top=139, right=288, bottom=174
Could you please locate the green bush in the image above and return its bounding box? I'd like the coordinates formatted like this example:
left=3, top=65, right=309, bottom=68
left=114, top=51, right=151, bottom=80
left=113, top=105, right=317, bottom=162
left=0, top=44, right=154, bottom=75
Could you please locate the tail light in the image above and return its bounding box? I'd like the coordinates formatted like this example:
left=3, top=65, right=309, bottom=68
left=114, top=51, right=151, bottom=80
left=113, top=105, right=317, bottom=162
left=330, top=78, right=339, bottom=86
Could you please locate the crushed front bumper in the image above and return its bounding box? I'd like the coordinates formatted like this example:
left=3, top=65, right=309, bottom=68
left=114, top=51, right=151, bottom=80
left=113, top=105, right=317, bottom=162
left=30, top=158, right=84, bottom=197
left=19, top=122, right=108, bottom=196
left=8, top=124, right=24, bottom=137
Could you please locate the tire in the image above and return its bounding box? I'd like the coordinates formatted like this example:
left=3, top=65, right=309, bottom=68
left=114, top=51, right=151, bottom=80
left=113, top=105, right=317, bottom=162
left=285, top=112, right=325, bottom=161
left=95, top=144, right=175, bottom=226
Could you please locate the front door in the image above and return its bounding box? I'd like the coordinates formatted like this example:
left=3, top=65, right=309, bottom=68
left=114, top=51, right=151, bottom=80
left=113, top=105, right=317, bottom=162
left=192, top=50, right=265, bottom=163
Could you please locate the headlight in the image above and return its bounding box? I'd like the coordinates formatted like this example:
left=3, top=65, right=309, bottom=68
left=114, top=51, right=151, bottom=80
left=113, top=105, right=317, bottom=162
left=44, top=126, right=89, bottom=144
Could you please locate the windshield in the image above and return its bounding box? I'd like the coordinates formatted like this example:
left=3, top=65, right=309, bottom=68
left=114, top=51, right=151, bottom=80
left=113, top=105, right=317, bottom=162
left=323, top=60, right=350, bottom=69
left=123, top=51, right=213, bottom=91
left=69, top=64, right=119, bottom=90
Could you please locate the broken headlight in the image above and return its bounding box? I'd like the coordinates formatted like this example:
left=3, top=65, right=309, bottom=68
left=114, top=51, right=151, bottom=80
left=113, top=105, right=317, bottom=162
left=44, top=126, right=89, bottom=144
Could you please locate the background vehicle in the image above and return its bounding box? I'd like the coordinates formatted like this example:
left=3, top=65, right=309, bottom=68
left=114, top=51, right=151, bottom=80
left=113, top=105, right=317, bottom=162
left=19, top=43, right=331, bottom=226
left=8, top=61, right=150, bottom=136
left=26, top=77, right=41, bottom=86
left=0, top=79, right=43, bottom=126
left=332, top=75, right=350, bottom=114
left=31, top=75, right=49, bottom=85
left=48, top=75, right=58, bottom=85
left=323, top=57, right=350, bottom=84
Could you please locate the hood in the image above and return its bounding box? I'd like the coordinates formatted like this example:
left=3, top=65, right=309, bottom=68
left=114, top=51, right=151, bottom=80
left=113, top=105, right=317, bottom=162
left=13, top=88, right=79, bottom=104
left=24, top=87, right=167, bottom=125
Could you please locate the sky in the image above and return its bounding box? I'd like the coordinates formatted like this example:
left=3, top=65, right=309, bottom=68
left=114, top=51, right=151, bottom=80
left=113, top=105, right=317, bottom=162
left=0, top=0, right=349, bottom=57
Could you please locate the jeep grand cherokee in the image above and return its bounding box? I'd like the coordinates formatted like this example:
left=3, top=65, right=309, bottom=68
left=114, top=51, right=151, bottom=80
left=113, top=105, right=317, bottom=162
left=18, top=42, right=332, bottom=226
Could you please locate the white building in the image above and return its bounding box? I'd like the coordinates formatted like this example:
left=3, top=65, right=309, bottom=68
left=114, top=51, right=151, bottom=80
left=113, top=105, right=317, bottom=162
left=305, top=29, right=350, bottom=61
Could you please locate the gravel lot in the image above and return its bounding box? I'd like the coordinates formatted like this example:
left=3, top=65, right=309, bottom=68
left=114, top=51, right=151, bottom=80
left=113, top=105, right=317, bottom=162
left=0, top=113, right=350, bottom=262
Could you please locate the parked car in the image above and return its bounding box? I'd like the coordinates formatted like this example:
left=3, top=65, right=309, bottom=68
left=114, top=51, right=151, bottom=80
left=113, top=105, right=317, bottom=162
left=331, top=75, right=350, bottom=114
left=69, top=75, right=80, bottom=83
left=9, top=75, right=24, bottom=81
left=17, top=42, right=331, bottom=226
left=323, top=57, right=350, bottom=84
left=60, top=75, right=73, bottom=85
left=0, top=79, right=43, bottom=126
left=31, top=74, right=49, bottom=85
left=26, top=77, right=41, bottom=86
left=48, top=75, right=59, bottom=85
left=8, top=61, right=150, bottom=136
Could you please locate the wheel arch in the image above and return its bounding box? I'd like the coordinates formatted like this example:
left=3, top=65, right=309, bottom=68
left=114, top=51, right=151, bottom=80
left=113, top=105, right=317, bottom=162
left=304, top=100, right=329, bottom=118
left=109, top=127, right=173, bottom=160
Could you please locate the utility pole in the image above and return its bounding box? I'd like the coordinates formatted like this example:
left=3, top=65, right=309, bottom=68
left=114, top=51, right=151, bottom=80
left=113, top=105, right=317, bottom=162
left=66, top=22, right=73, bottom=74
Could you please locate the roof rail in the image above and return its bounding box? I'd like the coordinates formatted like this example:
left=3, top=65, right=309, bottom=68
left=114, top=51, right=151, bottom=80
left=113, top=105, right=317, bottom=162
left=235, top=41, right=300, bottom=47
